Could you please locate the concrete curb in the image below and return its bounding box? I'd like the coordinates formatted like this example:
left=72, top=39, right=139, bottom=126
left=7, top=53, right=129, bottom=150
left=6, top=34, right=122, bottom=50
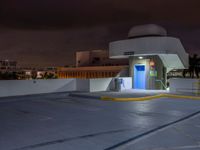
left=69, top=93, right=100, bottom=99
left=101, top=94, right=200, bottom=101
left=69, top=92, right=200, bottom=102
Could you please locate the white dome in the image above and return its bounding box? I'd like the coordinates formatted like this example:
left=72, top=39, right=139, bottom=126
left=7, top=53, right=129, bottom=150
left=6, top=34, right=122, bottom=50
left=128, top=24, right=167, bottom=38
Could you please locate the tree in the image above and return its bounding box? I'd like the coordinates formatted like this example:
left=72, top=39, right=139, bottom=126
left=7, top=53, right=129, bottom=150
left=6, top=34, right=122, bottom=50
left=43, top=72, right=57, bottom=79
left=31, top=71, right=37, bottom=79
left=0, top=71, right=19, bottom=80
left=183, top=54, right=200, bottom=78
left=190, top=54, right=200, bottom=78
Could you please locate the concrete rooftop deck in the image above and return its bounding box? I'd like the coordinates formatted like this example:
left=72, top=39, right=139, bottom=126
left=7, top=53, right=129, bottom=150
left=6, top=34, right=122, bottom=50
left=0, top=92, right=200, bottom=150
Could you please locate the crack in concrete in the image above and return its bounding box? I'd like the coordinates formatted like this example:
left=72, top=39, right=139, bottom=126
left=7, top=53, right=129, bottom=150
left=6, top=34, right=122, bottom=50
left=13, top=128, right=134, bottom=150
left=105, top=110, right=200, bottom=150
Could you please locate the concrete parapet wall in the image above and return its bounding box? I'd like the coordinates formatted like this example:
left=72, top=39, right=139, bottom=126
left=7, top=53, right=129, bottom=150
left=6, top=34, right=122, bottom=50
left=0, top=77, right=133, bottom=98
left=0, top=79, right=76, bottom=97
left=90, top=78, right=113, bottom=92
left=169, top=78, right=200, bottom=94
left=86, top=77, right=132, bottom=92
left=76, top=79, right=90, bottom=92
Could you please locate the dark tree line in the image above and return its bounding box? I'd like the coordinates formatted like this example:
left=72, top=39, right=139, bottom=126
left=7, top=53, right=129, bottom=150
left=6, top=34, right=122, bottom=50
left=183, top=54, right=200, bottom=78
left=0, top=72, right=19, bottom=80
left=40, top=72, right=58, bottom=79
left=0, top=71, right=58, bottom=80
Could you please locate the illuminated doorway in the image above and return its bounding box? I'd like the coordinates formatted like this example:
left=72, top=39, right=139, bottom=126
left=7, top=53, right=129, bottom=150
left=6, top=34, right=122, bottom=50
left=134, top=64, right=146, bottom=89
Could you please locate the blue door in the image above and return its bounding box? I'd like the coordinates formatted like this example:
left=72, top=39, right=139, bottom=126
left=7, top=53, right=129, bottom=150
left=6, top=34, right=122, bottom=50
left=134, top=64, right=146, bottom=89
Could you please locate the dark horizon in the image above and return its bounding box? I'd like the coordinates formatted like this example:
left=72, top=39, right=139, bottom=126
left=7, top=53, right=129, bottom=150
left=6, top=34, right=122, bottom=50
left=0, top=0, right=200, bottom=67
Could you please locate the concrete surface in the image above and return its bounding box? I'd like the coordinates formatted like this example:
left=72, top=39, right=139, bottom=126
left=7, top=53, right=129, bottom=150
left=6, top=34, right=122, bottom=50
left=0, top=92, right=200, bottom=150
left=70, top=89, right=170, bottom=99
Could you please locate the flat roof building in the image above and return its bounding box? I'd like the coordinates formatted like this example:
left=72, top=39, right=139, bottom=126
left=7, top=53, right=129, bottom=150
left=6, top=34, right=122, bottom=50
left=0, top=60, right=17, bottom=71
left=109, top=24, right=189, bottom=90
left=76, top=50, right=128, bottom=67
left=58, top=50, right=129, bottom=79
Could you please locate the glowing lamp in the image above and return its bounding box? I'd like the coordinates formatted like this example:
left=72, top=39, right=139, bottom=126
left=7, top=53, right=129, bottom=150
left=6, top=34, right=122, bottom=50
left=138, top=56, right=143, bottom=60
left=149, top=60, right=155, bottom=66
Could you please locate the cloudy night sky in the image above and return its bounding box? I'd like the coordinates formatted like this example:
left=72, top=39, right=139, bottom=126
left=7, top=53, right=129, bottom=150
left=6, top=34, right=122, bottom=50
left=0, top=0, right=200, bottom=67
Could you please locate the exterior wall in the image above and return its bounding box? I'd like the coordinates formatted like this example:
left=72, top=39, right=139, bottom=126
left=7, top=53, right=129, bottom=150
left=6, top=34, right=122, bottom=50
left=89, top=50, right=108, bottom=66
left=76, top=51, right=90, bottom=67
left=0, top=79, right=76, bottom=97
left=76, top=50, right=128, bottom=67
left=169, top=78, right=200, bottom=94
left=90, top=78, right=113, bottom=92
left=0, top=77, right=132, bottom=98
left=57, top=66, right=129, bottom=79
left=109, top=77, right=132, bottom=91
left=117, top=69, right=129, bottom=77
left=76, top=79, right=90, bottom=92
left=153, top=56, right=166, bottom=90
left=89, top=77, right=132, bottom=92
left=109, top=36, right=189, bottom=69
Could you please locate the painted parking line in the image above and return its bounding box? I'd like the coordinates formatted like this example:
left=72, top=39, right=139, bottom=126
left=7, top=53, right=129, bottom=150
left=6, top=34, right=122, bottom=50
left=101, top=94, right=200, bottom=102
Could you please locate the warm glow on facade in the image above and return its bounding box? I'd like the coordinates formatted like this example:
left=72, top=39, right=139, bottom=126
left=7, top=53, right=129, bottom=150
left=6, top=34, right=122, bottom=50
left=57, top=66, right=128, bottom=79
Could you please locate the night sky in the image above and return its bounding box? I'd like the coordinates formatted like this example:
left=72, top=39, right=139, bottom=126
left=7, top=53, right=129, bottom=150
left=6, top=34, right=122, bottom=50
left=0, top=0, right=200, bottom=67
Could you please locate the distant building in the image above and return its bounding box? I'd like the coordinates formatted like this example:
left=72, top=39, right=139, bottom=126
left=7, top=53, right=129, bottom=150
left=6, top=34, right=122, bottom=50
left=57, top=50, right=129, bottom=79
left=57, top=66, right=128, bottom=79
left=0, top=60, right=17, bottom=71
left=0, top=60, right=58, bottom=80
left=76, top=50, right=128, bottom=67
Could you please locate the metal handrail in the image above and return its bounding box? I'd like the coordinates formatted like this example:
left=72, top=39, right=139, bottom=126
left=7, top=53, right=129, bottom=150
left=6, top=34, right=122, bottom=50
left=156, top=79, right=167, bottom=90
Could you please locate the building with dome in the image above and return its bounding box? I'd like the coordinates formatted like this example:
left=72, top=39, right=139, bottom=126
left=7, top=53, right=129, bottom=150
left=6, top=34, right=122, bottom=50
left=109, top=24, right=189, bottom=90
